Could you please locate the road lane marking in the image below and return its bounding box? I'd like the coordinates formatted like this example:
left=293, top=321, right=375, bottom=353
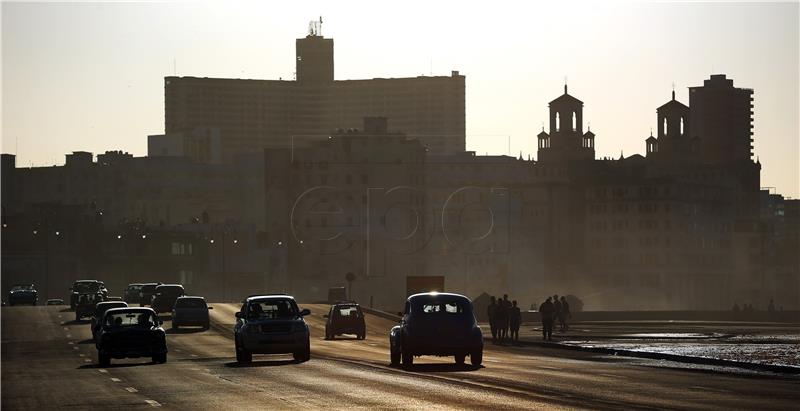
left=84, top=359, right=92, bottom=363
left=111, top=378, right=121, bottom=382
left=190, top=354, right=198, bottom=357
left=145, top=399, right=161, bottom=407
left=66, top=334, right=72, bottom=338
left=73, top=347, right=79, bottom=350
left=98, top=369, right=108, bottom=373
left=79, top=353, right=85, bottom=357
left=68, top=342, right=74, bottom=345
left=174, top=349, right=181, bottom=353
left=63, top=327, right=69, bottom=331
left=125, top=387, right=138, bottom=393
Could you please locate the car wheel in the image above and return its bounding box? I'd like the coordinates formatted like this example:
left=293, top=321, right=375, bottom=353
left=470, top=350, right=483, bottom=366
left=99, top=352, right=110, bottom=367
left=294, top=340, right=311, bottom=362
left=402, top=351, right=414, bottom=367
left=390, top=350, right=400, bottom=366
left=235, top=340, right=252, bottom=364
left=153, top=353, right=167, bottom=364
left=455, top=354, right=466, bottom=365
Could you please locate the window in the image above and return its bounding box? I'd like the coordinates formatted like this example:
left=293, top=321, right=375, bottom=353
left=419, top=301, right=467, bottom=314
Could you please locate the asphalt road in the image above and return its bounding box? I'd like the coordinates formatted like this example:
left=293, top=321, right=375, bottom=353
left=2, top=304, right=798, bottom=410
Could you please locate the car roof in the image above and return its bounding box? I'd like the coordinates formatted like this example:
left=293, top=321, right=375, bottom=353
left=104, top=307, right=156, bottom=315
left=177, top=295, right=205, bottom=300
left=74, top=280, right=103, bottom=283
left=156, top=284, right=183, bottom=288
left=407, top=292, right=471, bottom=302
left=332, top=301, right=359, bottom=307
left=245, top=294, right=295, bottom=302
left=127, top=283, right=144, bottom=286
left=97, top=301, right=127, bottom=306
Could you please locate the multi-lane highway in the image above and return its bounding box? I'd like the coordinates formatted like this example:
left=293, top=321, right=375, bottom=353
left=2, top=304, right=798, bottom=410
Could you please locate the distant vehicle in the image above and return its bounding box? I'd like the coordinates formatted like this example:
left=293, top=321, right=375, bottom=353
left=327, top=287, right=347, bottom=303
left=324, top=302, right=366, bottom=340
left=171, top=296, right=213, bottom=330
left=75, top=292, right=106, bottom=321
left=150, top=284, right=186, bottom=314
left=95, top=307, right=167, bottom=366
left=234, top=295, right=311, bottom=363
left=123, top=283, right=143, bottom=304
left=70, top=280, right=107, bottom=310
left=138, top=282, right=163, bottom=307
left=8, top=284, right=38, bottom=306
left=390, top=292, right=483, bottom=367
left=46, top=299, right=64, bottom=306
left=91, top=301, right=128, bottom=340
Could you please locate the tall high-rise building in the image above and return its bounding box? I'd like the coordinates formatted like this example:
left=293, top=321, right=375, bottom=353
left=162, top=29, right=465, bottom=162
left=689, top=74, right=754, bottom=163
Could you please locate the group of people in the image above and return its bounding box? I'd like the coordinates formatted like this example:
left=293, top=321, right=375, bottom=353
left=486, top=295, right=522, bottom=344
left=538, top=294, right=571, bottom=341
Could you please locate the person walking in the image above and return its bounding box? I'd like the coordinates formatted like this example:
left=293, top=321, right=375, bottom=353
left=552, top=294, right=562, bottom=333
left=539, top=297, right=555, bottom=341
left=496, top=296, right=509, bottom=344
left=510, top=300, right=521, bottom=343
left=487, top=296, right=498, bottom=344
left=500, top=294, right=511, bottom=342
left=559, top=296, right=570, bottom=331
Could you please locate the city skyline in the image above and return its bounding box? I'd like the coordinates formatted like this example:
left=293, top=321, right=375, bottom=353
left=2, top=1, right=798, bottom=197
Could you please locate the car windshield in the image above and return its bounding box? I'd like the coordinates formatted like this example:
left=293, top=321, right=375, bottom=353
left=105, top=311, right=157, bottom=328
left=75, top=282, right=102, bottom=293
left=11, top=285, right=34, bottom=291
left=156, top=286, right=183, bottom=295
left=176, top=298, right=206, bottom=308
left=247, top=299, right=298, bottom=320
left=127, top=285, right=142, bottom=291
left=142, top=285, right=157, bottom=293
left=335, top=306, right=361, bottom=317
left=417, top=300, right=470, bottom=314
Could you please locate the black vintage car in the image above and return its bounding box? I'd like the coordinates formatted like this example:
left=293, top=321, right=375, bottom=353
left=75, top=292, right=106, bottom=321
left=91, top=301, right=128, bottom=340
left=324, top=302, right=366, bottom=340
left=8, top=284, right=38, bottom=306
left=96, top=307, right=167, bottom=366
left=150, top=284, right=186, bottom=314
left=234, top=295, right=311, bottom=363
left=123, top=283, right=143, bottom=304
left=390, top=292, right=483, bottom=367
left=70, top=280, right=107, bottom=310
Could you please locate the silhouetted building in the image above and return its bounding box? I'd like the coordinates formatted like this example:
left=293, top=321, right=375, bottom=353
left=163, top=27, right=465, bottom=163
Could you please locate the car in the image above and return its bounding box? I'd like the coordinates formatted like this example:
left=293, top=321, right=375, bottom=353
left=70, top=280, right=107, bottom=310
left=91, top=301, right=129, bottom=340
left=75, top=292, right=106, bottom=321
left=324, top=302, right=366, bottom=340
left=46, top=299, right=64, bottom=306
left=150, top=284, right=186, bottom=314
left=233, top=295, right=311, bottom=363
left=123, top=283, right=143, bottom=304
left=389, top=292, right=483, bottom=367
left=8, top=284, right=38, bottom=306
left=138, top=282, right=163, bottom=307
left=171, top=296, right=213, bottom=330
left=95, top=307, right=167, bottom=366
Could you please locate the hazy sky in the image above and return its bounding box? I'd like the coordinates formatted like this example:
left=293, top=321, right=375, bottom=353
left=2, top=1, right=798, bottom=197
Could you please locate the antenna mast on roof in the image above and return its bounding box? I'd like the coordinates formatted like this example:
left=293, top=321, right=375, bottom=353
left=308, top=16, right=323, bottom=36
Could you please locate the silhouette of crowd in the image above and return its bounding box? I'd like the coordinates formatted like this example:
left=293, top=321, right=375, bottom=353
left=486, top=294, right=521, bottom=345
left=538, top=294, right=571, bottom=341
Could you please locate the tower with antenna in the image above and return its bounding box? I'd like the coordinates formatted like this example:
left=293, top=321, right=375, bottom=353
left=297, top=17, right=333, bottom=84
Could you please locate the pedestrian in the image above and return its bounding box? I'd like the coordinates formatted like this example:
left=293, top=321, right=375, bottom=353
left=559, top=296, right=570, bottom=331
left=552, top=294, right=562, bottom=332
left=496, top=296, right=509, bottom=344
left=487, top=296, right=498, bottom=344
left=539, top=297, right=555, bottom=341
left=510, top=300, right=521, bottom=343
left=501, top=294, right=511, bottom=342
left=732, top=302, right=740, bottom=312
left=768, top=298, right=775, bottom=314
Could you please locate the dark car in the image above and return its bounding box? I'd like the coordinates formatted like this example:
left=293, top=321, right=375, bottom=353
left=96, top=307, right=167, bottom=366
left=138, top=282, right=163, bottom=307
left=150, top=284, right=186, bottom=314
left=390, top=292, right=483, bottom=367
left=70, top=280, right=107, bottom=310
left=91, top=301, right=128, bottom=340
left=233, top=295, right=311, bottom=363
left=75, top=292, right=106, bottom=321
left=123, top=283, right=143, bottom=304
left=171, top=296, right=213, bottom=330
left=8, top=284, right=38, bottom=306
left=324, top=302, right=366, bottom=340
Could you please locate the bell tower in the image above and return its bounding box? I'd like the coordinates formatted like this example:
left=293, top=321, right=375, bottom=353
left=538, top=83, right=595, bottom=162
